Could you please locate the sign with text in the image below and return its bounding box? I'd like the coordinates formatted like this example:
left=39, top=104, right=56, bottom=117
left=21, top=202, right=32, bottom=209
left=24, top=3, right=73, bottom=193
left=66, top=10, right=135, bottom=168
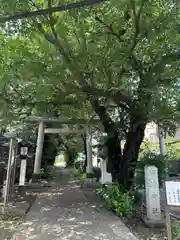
left=164, top=178, right=180, bottom=240
left=165, top=181, right=180, bottom=206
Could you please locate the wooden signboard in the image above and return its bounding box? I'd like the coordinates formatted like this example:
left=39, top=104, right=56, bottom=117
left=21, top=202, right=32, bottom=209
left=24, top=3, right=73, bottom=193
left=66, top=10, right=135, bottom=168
left=163, top=178, right=180, bottom=240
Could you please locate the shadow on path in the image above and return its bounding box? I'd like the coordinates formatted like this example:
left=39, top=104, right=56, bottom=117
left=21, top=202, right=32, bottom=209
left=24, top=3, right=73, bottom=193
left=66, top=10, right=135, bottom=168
left=11, top=169, right=137, bottom=240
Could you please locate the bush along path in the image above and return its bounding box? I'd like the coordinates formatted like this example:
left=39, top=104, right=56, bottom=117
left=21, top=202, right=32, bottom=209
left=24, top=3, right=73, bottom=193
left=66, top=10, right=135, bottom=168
left=96, top=183, right=180, bottom=240
left=97, top=184, right=135, bottom=218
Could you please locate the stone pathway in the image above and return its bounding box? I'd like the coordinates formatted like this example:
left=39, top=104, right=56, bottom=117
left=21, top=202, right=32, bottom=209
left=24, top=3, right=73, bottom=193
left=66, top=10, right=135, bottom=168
left=11, top=169, right=138, bottom=240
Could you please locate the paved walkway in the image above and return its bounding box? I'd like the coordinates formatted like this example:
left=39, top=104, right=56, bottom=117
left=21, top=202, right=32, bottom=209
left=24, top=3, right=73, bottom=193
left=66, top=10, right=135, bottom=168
left=12, top=169, right=138, bottom=240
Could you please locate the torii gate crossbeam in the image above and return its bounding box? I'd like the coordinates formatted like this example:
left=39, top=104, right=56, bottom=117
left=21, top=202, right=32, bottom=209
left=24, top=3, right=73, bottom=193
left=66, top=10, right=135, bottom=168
left=29, top=116, right=101, bottom=179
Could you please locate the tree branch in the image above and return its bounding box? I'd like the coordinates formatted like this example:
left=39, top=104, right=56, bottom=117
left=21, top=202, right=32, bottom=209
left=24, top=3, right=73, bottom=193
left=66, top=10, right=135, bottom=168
left=82, top=85, right=132, bottom=110
left=0, top=0, right=106, bottom=23
left=30, top=0, right=72, bottom=64
left=88, top=97, right=115, bottom=134
left=149, top=50, right=180, bottom=76
left=129, top=0, right=145, bottom=52
left=95, top=16, right=125, bottom=42
left=48, top=0, right=58, bottom=40
left=34, top=19, right=72, bottom=64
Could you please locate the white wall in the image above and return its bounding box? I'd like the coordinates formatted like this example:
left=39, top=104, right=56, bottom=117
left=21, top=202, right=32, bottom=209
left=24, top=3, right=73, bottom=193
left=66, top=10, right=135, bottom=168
left=144, top=122, right=159, bottom=143
left=144, top=122, right=180, bottom=143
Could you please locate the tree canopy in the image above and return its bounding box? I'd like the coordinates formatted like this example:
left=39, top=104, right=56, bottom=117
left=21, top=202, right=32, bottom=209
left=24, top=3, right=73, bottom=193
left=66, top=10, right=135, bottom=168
left=0, top=0, right=179, bottom=188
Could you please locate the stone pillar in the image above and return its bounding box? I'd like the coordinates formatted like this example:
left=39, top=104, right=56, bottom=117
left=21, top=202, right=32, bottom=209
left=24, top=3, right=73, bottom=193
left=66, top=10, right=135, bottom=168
left=144, top=165, right=161, bottom=221
left=86, top=126, right=93, bottom=178
left=33, top=121, right=44, bottom=176
left=159, top=134, right=166, bottom=155
left=100, top=160, right=112, bottom=184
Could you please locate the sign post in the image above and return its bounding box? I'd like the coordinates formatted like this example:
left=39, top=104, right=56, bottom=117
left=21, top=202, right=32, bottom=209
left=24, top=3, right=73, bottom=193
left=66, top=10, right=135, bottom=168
left=9, top=141, right=17, bottom=199
left=19, top=145, right=28, bottom=186
left=163, top=178, right=180, bottom=240
left=19, top=159, right=27, bottom=186
left=2, top=138, right=14, bottom=214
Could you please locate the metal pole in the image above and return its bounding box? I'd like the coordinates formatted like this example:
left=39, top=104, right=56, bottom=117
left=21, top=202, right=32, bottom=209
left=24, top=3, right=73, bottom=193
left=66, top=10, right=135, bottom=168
left=158, top=125, right=166, bottom=155
left=159, top=134, right=166, bottom=155
left=2, top=138, right=13, bottom=215
left=9, top=139, right=17, bottom=200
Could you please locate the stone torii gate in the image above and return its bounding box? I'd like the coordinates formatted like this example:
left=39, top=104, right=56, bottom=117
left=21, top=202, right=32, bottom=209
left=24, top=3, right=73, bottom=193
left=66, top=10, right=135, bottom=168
left=29, top=116, right=101, bottom=178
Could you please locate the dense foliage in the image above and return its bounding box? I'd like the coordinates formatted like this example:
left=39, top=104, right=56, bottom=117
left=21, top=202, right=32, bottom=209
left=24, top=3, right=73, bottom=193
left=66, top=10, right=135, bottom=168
left=0, top=0, right=179, bottom=188
left=135, top=151, right=169, bottom=188
left=97, top=183, right=135, bottom=218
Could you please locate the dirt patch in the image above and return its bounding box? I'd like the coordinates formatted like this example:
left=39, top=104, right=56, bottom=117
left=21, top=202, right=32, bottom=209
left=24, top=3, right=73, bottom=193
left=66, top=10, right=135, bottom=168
left=124, top=207, right=180, bottom=240
left=124, top=215, right=167, bottom=240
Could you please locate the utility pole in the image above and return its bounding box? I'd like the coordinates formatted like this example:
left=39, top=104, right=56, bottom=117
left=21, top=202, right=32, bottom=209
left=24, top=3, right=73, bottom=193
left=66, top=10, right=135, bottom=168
left=158, top=125, right=166, bottom=155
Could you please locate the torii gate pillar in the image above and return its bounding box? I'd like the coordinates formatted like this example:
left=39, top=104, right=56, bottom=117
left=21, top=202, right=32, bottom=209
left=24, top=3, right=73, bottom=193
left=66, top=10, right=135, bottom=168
left=33, top=121, right=44, bottom=177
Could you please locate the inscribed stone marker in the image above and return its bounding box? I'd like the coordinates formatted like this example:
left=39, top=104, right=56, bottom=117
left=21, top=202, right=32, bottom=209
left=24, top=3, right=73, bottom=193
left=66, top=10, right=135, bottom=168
left=144, top=165, right=161, bottom=221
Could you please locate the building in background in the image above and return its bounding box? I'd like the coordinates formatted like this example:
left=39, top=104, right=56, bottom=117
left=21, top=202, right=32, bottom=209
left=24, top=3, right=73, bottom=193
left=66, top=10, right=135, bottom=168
left=144, top=122, right=180, bottom=144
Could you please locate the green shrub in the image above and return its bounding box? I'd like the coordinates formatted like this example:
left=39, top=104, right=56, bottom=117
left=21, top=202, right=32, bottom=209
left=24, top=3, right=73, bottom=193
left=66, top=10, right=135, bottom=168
left=97, top=183, right=135, bottom=218
left=80, top=173, right=87, bottom=183
left=74, top=161, right=84, bottom=173
left=72, top=168, right=82, bottom=178
left=135, top=151, right=170, bottom=188
left=172, top=220, right=180, bottom=240
left=72, top=168, right=86, bottom=182
left=40, top=166, right=55, bottom=180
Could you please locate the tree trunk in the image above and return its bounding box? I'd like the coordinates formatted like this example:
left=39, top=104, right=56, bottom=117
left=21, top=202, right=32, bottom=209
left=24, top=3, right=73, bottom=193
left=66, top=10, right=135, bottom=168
left=118, top=120, right=147, bottom=190
left=106, top=130, right=122, bottom=182
left=65, top=147, right=77, bottom=167
left=89, top=98, right=122, bottom=182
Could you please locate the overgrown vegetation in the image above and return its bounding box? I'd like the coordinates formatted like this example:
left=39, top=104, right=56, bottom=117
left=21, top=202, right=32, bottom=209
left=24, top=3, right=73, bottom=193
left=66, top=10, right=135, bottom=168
left=40, top=166, right=55, bottom=180
left=172, top=220, right=180, bottom=240
left=134, top=148, right=180, bottom=188
left=97, top=184, right=135, bottom=218
left=73, top=162, right=101, bottom=182
left=72, top=168, right=86, bottom=182
left=135, top=151, right=169, bottom=188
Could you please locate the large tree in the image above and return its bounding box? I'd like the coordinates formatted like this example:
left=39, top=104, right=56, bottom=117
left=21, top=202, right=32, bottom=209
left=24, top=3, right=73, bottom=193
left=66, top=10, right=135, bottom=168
left=0, top=0, right=180, bottom=189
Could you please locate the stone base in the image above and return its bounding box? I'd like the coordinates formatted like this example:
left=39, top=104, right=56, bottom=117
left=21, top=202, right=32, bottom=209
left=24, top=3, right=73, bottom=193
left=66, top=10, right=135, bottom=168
left=86, top=173, right=94, bottom=178
left=100, top=173, right=112, bottom=184
left=84, top=177, right=97, bottom=184
left=142, top=216, right=165, bottom=228
left=31, top=174, right=41, bottom=183
left=81, top=177, right=99, bottom=189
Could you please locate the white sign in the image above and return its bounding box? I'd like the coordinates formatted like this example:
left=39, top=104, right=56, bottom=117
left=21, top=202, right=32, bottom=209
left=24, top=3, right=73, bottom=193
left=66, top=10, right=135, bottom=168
left=19, top=159, right=27, bottom=186
left=165, top=181, right=180, bottom=206
left=20, top=147, right=28, bottom=156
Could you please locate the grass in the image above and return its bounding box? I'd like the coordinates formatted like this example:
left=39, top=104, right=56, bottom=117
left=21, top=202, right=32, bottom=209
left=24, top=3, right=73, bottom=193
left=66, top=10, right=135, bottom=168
left=172, top=220, right=180, bottom=240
